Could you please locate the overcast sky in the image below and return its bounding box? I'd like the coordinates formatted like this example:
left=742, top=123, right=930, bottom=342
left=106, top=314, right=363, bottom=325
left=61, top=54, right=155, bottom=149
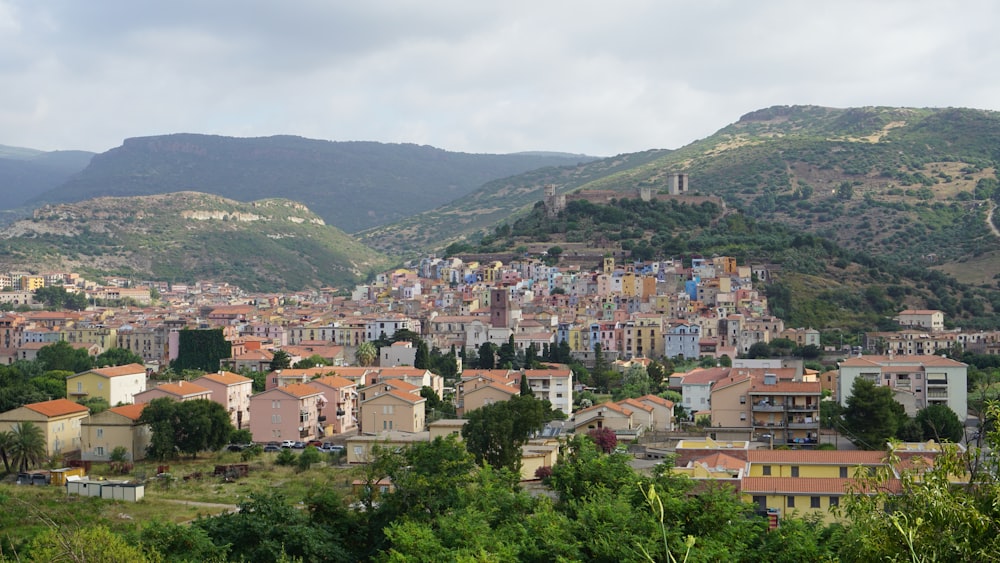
left=3, top=1, right=999, bottom=156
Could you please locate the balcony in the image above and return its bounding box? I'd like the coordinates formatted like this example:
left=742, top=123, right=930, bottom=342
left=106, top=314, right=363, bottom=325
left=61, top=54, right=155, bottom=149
left=751, top=403, right=786, bottom=412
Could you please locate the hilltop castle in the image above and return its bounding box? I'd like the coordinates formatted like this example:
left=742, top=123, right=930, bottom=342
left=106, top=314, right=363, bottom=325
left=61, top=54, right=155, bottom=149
left=544, top=173, right=702, bottom=218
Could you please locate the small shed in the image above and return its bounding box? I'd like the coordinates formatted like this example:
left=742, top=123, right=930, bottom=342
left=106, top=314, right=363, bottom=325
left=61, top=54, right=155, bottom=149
left=66, top=478, right=104, bottom=497
left=66, top=478, right=145, bottom=502
left=50, top=467, right=86, bottom=486
left=100, top=482, right=145, bottom=502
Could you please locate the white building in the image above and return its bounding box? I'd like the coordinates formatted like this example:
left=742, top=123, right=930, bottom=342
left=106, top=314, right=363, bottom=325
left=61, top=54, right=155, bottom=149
left=838, top=355, right=967, bottom=420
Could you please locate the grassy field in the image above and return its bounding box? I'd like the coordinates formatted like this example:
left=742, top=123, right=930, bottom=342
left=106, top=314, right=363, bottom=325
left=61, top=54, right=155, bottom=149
left=0, top=449, right=358, bottom=553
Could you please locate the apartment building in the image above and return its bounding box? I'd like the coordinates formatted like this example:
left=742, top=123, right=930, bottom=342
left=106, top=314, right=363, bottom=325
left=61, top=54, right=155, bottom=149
left=838, top=355, right=968, bottom=420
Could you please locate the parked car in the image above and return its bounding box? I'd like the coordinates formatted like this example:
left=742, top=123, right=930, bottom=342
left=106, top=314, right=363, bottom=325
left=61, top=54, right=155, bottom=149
left=263, top=443, right=281, bottom=453
left=292, top=441, right=307, bottom=449
left=226, top=443, right=253, bottom=452
left=321, top=444, right=345, bottom=453
left=307, top=440, right=323, bottom=448
left=281, top=440, right=296, bottom=448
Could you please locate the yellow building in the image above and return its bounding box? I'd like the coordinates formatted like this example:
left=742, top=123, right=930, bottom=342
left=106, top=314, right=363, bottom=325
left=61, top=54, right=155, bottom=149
left=20, top=275, right=44, bottom=291
left=66, top=363, right=147, bottom=405
left=80, top=403, right=150, bottom=462
left=0, top=398, right=90, bottom=456
left=743, top=450, right=894, bottom=523
left=62, top=326, right=119, bottom=351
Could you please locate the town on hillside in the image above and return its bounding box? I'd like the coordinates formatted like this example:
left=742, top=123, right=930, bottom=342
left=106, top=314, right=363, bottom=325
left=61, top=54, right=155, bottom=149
left=0, top=255, right=981, bottom=526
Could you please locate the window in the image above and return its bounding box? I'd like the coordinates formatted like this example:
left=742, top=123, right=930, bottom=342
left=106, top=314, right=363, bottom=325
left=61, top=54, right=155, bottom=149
left=829, top=496, right=839, bottom=507
left=95, top=446, right=104, bottom=456
left=739, top=413, right=747, bottom=421
left=97, top=428, right=103, bottom=438
left=791, top=466, right=799, bottom=477
left=752, top=495, right=766, bottom=509
left=354, top=446, right=363, bottom=456
left=810, top=496, right=820, bottom=508
left=272, top=400, right=280, bottom=409
left=762, top=465, right=771, bottom=476
left=739, top=395, right=746, bottom=404
left=383, top=405, right=394, bottom=415
left=840, top=466, right=848, bottom=478
left=271, top=414, right=281, bottom=424
left=787, top=496, right=795, bottom=508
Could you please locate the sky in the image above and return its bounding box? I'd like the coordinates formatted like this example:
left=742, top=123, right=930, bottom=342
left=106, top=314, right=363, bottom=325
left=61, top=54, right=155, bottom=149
left=3, top=1, right=1000, bottom=157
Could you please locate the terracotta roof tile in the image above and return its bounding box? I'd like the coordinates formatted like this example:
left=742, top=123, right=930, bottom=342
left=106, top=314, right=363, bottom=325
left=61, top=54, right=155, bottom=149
left=748, top=450, right=886, bottom=465
left=88, top=363, right=147, bottom=378
left=742, top=476, right=901, bottom=495
left=198, top=371, right=252, bottom=385
left=281, top=383, right=323, bottom=398
left=25, top=398, right=89, bottom=418
left=108, top=403, right=146, bottom=421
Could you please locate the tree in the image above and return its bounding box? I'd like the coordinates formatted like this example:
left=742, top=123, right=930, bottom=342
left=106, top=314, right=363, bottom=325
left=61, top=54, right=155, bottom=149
left=29, top=525, right=154, bottom=563
left=0, top=430, right=12, bottom=473
left=298, top=445, right=322, bottom=471
left=356, top=341, right=377, bottom=367
left=745, top=342, right=772, bottom=359
left=525, top=342, right=539, bottom=369
left=95, top=347, right=144, bottom=368
left=414, top=340, right=430, bottom=370
left=9, top=421, right=46, bottom=472
left=477, top=342, right=497, bottom=369
left=498, top=335, right=517, bottom=369
left=842, top=378, right=906, bottom=449
left=139, top=398, right=234, bottom=460
left=77, top=395, right=110, bottom=415
left=617, top=364, right=652, bottom=399
left=269, top=350, right=292, bottom=371
left=915, top=404, right=964, bottom=442
left=588, top=427, right=618, bottom=453
left=462, top=395, right=550, bottom=471
left=294, top=354, right=327, bottom=369
left=520, top=372, right=533, bottom=396
left=36, top=340, right=94, bottom=373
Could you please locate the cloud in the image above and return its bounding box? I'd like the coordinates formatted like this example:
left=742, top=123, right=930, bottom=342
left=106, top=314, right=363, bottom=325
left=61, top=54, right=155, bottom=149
left=2, top=1, right=999, bottom=155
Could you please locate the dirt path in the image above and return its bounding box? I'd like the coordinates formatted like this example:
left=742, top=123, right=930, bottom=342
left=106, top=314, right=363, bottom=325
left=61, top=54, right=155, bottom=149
left=987, top=201, right=1000, bottom=238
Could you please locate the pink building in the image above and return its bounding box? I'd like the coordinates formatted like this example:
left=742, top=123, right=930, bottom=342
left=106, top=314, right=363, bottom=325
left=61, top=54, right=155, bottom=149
left=248, top=383, right=323, bottom=443
left=194, top=371, right=254, bottom=430
left=306, top=375, right=358, bottom=436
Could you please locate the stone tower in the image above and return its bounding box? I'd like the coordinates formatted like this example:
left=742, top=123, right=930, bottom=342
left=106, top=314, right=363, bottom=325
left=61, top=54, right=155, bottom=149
left=543, top=184, right=565, bottom=218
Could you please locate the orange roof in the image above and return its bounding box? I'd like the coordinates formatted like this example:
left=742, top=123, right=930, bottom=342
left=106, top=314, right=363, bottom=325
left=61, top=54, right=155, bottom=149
left=576, top=401, right=632, bottom=417
left=690, top=452, right=746, bottom=472
left=465, top=382, right=517, bottom=397
left=108, top=403, right=146, bottom=421
left=309, top=375, right=357, bottom=389
left=742, top=476, right=901, bottom=495
left=88, top=363, right=147, bottom=378
left=373, top=389, right=426, bottom=404
left=281, top=383, right=322, bottom=398
left=366, top=379, right=421, bottom=393
left=197, top=371, right=252, bottom=385
left=25, top=398, right=89, bottom=418
left=749, top=380, right=821, bottom=394
left=618, top=398, right=654, bottom=413
left=748, top=450, right=886, bottom=465
left=637, top=394, right=674, bottom=409
left=146, top=381, right=211, bottom=398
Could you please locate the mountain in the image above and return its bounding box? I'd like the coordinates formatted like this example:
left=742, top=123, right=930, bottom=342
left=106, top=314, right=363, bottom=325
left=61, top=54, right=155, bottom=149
left=0, top=145, right=94, bottom=213
left=0, top=192, right=391, bottom=292
left=30, top=134, right=598, bottom=233
left=363, top=106, right=1000, bottom=282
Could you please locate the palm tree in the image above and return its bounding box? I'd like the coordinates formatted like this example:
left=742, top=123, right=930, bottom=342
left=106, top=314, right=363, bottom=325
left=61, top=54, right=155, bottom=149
left=0, top=430, right=12, bottom=474
left=9, top=422, right=46, bottom=472
left=356, top=341, right=377, bottom=367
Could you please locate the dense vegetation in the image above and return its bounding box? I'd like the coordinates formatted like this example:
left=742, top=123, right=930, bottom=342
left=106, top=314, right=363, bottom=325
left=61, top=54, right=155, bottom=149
left=29, top=134, right=596, bottom=233
left=7, top=424, right=1000, bottom=562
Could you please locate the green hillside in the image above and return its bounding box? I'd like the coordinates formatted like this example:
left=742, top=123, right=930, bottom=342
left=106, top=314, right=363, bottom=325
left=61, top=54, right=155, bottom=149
left=31, top=134, right=597, bottom=233
left=364, top=106, right=1000, bottom=280
left=0, top=192, right=391, bottom=292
